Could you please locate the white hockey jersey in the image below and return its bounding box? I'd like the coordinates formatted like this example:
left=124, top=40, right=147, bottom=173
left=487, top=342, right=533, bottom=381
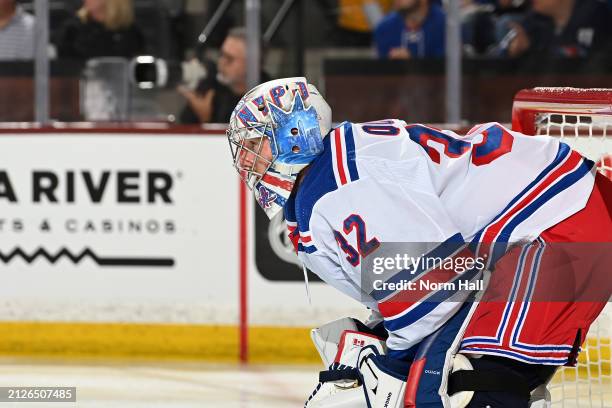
left=283, top=120, right=596, bottom=355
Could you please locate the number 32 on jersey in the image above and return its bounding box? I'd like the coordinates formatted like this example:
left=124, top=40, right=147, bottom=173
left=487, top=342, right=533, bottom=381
left=333, top=214, right=380, bottom=267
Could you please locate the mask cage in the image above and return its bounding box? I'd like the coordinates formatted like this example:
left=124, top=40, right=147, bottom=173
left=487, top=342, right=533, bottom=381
left=227, top=121, right=281, bottom=190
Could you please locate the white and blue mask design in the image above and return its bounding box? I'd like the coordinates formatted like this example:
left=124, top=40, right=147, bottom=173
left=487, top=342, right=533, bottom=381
left=228, top=77, right=332, bottom=220
left=268, top=93, right=324, bottom=167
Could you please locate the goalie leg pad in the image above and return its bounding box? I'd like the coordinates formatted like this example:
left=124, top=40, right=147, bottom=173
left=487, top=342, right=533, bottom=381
left=358, top=346, right=410, bottom=408
left=311, top=316, right=388, bottom=368
left=404, top=303, right=474, bottom=408
left=311, top=318, right=360, bottom=368
left=305, top=386, right=365, bottom=408
left=452, top=356, right=556, bottom=408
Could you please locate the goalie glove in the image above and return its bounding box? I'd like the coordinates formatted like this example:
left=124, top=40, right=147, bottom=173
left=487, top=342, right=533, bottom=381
left=310, top=315, right=387, bottom=369
left=305, top=320, right=386, bottom=407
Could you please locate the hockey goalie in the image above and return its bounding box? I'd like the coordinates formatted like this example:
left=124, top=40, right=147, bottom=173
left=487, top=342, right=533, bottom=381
left=226, top=78, right=612, bottom=408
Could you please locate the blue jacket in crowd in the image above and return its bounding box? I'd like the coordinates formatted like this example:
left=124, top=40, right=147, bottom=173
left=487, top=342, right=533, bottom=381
left=374, top=4, right=446, bottom=59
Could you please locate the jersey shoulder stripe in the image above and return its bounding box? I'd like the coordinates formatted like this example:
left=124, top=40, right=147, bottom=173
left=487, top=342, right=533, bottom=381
left=331, top=122, right=359, bottom=187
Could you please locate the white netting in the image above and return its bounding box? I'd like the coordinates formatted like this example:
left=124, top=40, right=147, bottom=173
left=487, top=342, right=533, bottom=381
left=535, top=112, right=612, bottom=178
left=548, top=304, right=612, bottom=408
left=533, top=111, right=612, bottom=408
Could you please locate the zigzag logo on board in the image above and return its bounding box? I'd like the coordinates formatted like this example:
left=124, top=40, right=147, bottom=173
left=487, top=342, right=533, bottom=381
left=0, top=247, right=174, bottom=267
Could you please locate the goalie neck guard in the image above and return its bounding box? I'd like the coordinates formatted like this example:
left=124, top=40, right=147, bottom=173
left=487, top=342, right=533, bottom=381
left=227, top=77, right=332, bottom=219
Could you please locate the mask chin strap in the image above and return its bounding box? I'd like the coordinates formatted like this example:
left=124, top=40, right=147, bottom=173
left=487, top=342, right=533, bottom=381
left=302, top=262, right=312, bottom=305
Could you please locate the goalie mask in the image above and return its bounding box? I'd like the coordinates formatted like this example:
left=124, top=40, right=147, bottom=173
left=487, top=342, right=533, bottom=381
left=227, top=77, right=332, bottom=219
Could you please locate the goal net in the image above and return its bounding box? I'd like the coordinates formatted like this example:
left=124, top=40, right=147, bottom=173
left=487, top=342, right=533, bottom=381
left=513, top=87, right=611, bottom=407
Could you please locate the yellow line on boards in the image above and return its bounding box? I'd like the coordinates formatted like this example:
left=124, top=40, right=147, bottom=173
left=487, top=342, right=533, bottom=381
left=0, top=322, right=319, bottom=363
left=0, top=321, right=607, bottom=377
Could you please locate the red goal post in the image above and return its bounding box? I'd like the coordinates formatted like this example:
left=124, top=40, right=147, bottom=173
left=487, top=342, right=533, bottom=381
left=512, top=87, right=612, bottom=179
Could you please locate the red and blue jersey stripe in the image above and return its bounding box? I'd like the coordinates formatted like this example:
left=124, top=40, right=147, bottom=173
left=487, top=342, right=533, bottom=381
left=471, top=142, right=594, bottom=265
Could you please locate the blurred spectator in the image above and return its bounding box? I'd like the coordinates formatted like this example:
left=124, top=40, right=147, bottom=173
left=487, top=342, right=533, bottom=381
left=0, top=0, right=34, bottom=60
left=374, top=0, right=446, bottom=59
left=461, top=0, right=496, bottom=56
left=179, top=27, right=270, bottom=124
left=494, top=0, right=530, bottom=12
left=490, top=0, right=529, bottom=49
left=506, top=0, right=612, bottom=58
left=54, top=0, right=146, bottom=60
left=335, top=0, right=393, bottom=45
left=462, top=0, right=530, bottom=56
